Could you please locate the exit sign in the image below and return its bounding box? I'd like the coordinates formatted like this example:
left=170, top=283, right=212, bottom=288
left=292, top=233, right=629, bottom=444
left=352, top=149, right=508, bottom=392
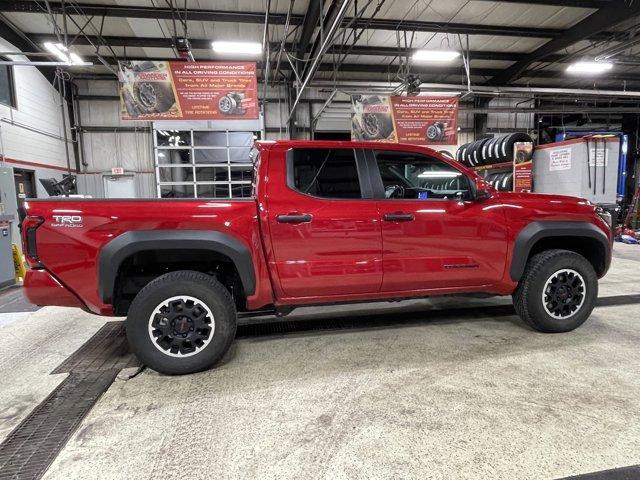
left=111, top=167, right=125, bottom=175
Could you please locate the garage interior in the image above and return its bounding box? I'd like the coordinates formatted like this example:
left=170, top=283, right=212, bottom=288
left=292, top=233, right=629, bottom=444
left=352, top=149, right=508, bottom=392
left=1, top=0, right=640, bottom=479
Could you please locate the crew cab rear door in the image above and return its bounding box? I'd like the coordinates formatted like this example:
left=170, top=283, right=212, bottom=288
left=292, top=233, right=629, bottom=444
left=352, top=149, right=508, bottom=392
left=264, top=146, right=383, bottom=298
left=366, top=147, right=508, bottom=292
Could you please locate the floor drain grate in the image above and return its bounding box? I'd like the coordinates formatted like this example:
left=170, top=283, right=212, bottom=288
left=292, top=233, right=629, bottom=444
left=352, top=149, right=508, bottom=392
left=0, top=321, right=139, bottom=480
left=0, top=371, right=117, bottom=480
left=51, top=321, right=140, bottom=374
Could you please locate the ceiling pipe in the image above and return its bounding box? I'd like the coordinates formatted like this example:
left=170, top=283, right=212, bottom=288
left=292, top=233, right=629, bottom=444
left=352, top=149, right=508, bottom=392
left=595, top=34, right=640, bottom=61
left=261, top=0, right=271, bottom=101
left=272, top=0, right=296, bottom=83
left=286, top=0, right=352, bottom=122
left=309, top=80, right=640, bottom=98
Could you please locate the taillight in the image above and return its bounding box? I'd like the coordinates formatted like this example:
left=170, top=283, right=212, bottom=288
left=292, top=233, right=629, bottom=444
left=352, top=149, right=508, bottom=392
left=21, top=216, right=44, bottom=268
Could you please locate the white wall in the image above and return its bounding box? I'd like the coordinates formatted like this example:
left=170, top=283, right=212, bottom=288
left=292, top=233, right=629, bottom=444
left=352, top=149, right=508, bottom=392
left=0, top=37, right=73, bottom=178
left=0, top=36, right=75, bottom=245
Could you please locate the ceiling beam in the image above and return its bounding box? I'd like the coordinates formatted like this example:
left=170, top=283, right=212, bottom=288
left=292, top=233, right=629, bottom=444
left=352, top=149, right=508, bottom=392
left=295, top=0, right=321, bottom=65
left=0, top=2, right=294, bottom=24
left=487, top=0, right=640, bottom=85
left=72, top=55, right=640, bottom=84
left=345, top=18, right=570, bottom=38
left=324, top=45, right=570, bottom=63
left=0, top=1, right=614, bottom=40
left=0, top=14, right=56, bottom=84
left=68, top=70, right=640, bottom=88
left=28, top=33, right=601, bottom=65
left=476, top=0, right=612, bottom=7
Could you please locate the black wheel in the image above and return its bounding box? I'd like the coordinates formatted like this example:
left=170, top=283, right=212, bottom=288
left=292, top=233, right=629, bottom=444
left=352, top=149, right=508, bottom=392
left=503, top=172, right=514, bottom=191
left=482, top=137, right=496, bottom=164
left=465, top=141, right=476, bottom=166
left=133, top=81, right=175, bottom=113
left=460, top=144, right=471, bottom=166
left=497, top=172, right=509, bottom=190
left=126, top=270, right=237, bottom=375
left=426, top=123, right=445, bottom=142
left=493, top=135, right=505, bottom=161
left=362, top=113, right=393, bottom=139
left=218, top=94, right=237, bottom=114
left=474, top=138, right=490, bottom=166
left=468, top=140, right=481, bottom=166
left=512, top=249, right=598, bottom=333
left=500, top=133, right=533, bottom=162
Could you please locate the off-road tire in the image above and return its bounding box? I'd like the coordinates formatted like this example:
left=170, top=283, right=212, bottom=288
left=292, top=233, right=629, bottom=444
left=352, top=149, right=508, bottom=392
left=132, top=81, right=175, bottom=114
left=126, top=270, right=237, bottom=375
left=512, top=249, right=598, bottom=333
left=362, top=113, right=393, bottom=139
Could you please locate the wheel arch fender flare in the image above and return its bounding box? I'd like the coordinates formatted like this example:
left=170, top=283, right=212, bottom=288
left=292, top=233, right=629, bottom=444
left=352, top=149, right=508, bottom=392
left=510, top=221, right=611, bottom=282
left=98, top=229, right=256, bottom=304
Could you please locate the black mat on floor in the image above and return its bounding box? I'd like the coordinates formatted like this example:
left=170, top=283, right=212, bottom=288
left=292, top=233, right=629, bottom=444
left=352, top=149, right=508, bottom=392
left=0, top=321, right=139, bottom=480
left=52, top=321, right=139, bottom=374
left=0, top=372, right=117, bottom=480
left=559, top=465, right=640, bottom=479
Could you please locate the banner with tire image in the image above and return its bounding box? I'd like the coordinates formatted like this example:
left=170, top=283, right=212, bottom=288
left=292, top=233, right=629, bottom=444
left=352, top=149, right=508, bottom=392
left=351, top=95, right=397, bottom=142
left=119, top=61, right=258, bottom=120
left=351, top=94, right=459, bottom=145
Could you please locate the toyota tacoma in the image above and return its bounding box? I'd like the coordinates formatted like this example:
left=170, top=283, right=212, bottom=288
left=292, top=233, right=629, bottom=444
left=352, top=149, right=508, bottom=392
left=21, top=141, right=612, bottom=374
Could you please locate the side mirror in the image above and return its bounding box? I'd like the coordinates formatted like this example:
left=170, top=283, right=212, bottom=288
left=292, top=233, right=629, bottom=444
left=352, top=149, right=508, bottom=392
left=474, top=177, right=494, bottom=201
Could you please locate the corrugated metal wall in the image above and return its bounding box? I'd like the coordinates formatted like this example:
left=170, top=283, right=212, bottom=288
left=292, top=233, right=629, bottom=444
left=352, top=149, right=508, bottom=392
left=75, top=79, right=154, bottom=198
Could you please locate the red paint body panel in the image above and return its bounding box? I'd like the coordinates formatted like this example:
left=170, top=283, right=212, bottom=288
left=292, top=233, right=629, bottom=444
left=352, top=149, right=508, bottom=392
left=376, top=199, right=509, bottom=291
left=23, top=199, right=273, bottom=314
left=22, top=140, right=612, bottom=315
left=261, top=144, right=383, bottom=297
left=23, top=268, right=87, bottom=308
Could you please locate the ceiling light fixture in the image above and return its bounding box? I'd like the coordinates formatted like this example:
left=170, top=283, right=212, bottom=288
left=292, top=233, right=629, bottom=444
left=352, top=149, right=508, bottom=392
left=43, top=42, right=91, bottom=65
left=211, top=41, right=262, bottom=55
left=412, top=49, right=460, bottom=63
left=566, top=60, right=613, bottom=75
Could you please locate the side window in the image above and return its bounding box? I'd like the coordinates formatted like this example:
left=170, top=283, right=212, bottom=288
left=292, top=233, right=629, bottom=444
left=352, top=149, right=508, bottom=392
left=0, top=61, right=15, bottom=108
left=374, top=150, right=472, bottom=200
left=289, top=148, right=362, bottom=199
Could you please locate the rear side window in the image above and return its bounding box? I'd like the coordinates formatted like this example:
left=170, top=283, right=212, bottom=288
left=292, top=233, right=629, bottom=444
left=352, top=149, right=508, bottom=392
left=289, top=148, right=362, bottom=199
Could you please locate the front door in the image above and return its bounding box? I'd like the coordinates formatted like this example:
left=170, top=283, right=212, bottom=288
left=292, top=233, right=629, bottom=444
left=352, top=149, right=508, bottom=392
left=368, top=148, right=509, bottom=293
left=266, top=146, right=382, bottom=298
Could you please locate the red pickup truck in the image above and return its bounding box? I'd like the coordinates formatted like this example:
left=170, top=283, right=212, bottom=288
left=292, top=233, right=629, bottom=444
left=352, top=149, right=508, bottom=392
left=21, top=140, right=612, bottom=374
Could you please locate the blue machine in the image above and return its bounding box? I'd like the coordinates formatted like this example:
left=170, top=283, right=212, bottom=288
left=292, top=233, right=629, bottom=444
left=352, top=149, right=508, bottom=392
left=555, top=131, right=629, bottom=200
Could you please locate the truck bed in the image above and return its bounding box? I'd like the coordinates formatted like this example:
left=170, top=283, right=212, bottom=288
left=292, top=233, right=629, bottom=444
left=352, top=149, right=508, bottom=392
left=23, top=198, right=270, bottom=315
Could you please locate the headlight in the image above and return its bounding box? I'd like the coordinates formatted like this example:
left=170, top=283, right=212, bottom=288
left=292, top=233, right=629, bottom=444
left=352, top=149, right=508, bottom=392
left=595, top=206, right=612, bottom=228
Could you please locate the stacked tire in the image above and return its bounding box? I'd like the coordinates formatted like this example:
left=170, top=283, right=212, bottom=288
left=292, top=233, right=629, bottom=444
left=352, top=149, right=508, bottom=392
left=483, top=171, right=514, bottom=192
left=456, top=132, right=533, bottom=167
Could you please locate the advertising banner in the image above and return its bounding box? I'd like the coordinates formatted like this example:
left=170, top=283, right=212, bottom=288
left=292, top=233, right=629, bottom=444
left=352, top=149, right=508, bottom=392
left=513, top=142, right=534, bottom=193
left=119, top=61, right=258, bottom=120
left=351, top=94, right=459, bottom=145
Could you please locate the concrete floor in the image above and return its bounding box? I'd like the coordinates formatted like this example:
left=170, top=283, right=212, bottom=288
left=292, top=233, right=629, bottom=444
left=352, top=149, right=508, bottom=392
left=1, top=244, right=640, bottom=480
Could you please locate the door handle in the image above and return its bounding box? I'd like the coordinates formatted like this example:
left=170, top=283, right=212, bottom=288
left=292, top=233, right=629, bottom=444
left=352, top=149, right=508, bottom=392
left=276, top=213, right=313, bottom=224
left=383, top=213, right=414, bottom=222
